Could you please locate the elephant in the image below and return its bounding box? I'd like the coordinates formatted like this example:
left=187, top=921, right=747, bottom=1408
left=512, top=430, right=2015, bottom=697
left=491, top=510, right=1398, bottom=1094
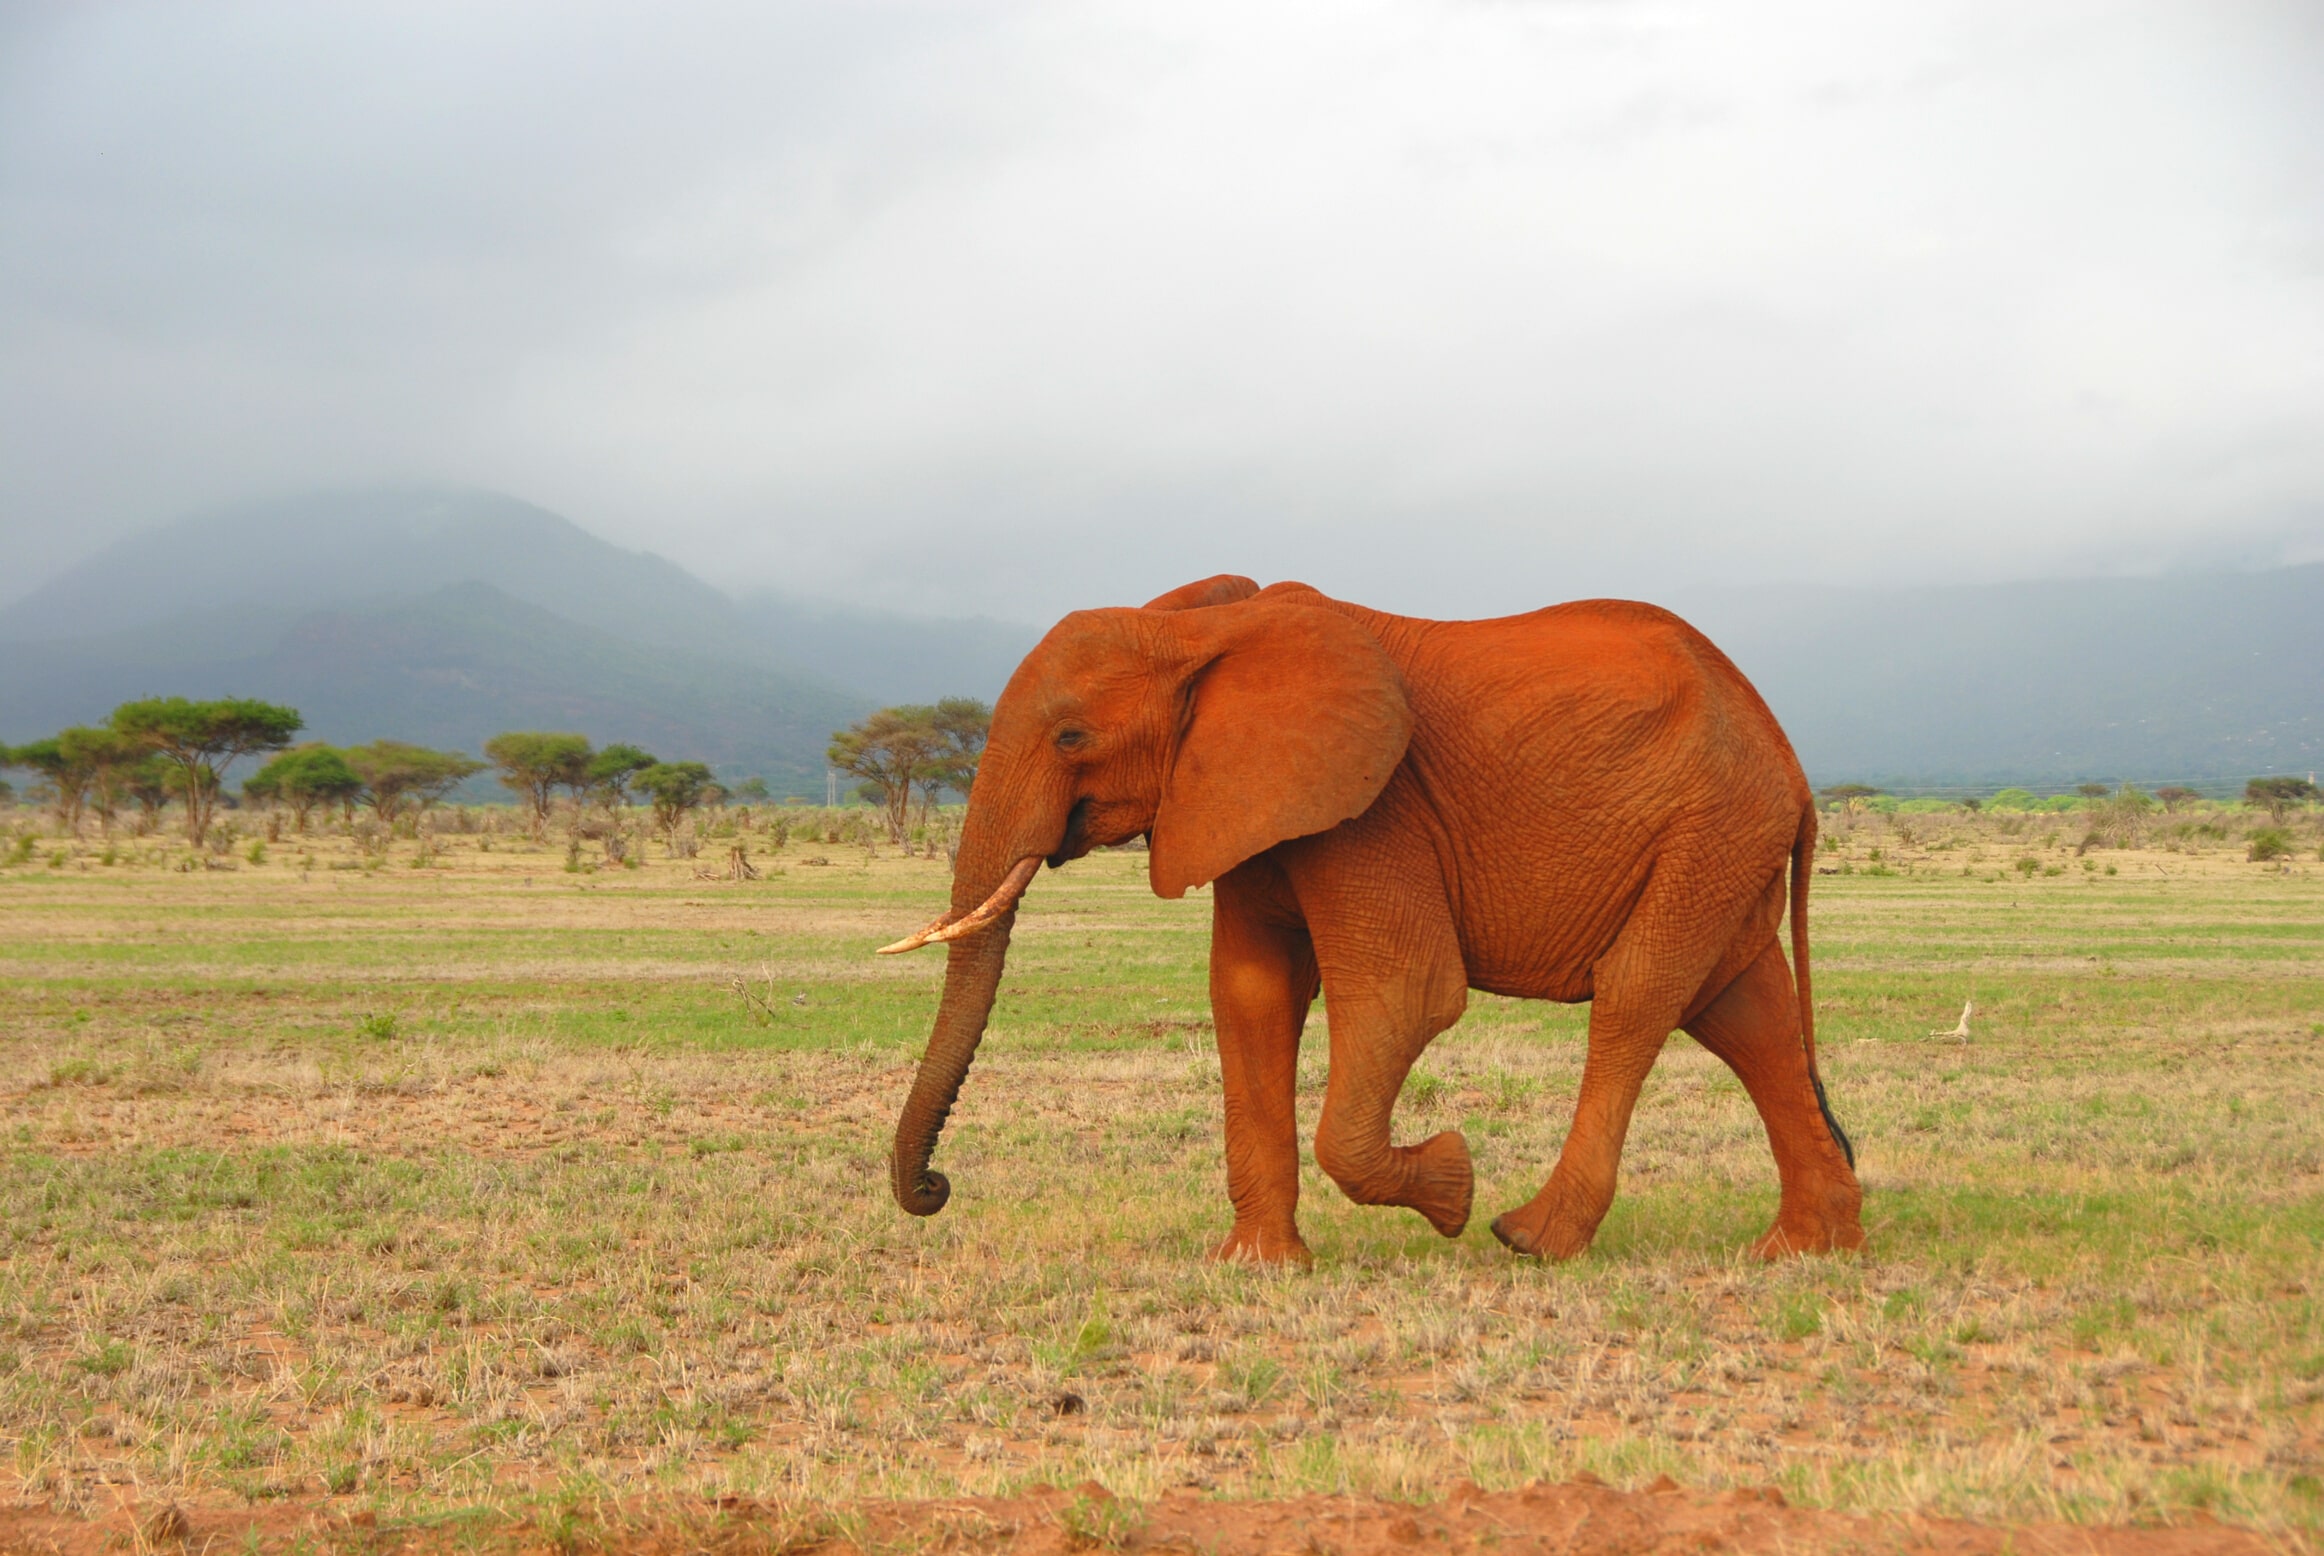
left=878, top=574, right=1864, bottom=1264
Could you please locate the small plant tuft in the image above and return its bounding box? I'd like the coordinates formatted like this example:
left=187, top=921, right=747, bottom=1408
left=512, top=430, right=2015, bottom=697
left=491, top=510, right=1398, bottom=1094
left=1055, top=1485, right=1138, bottom=1549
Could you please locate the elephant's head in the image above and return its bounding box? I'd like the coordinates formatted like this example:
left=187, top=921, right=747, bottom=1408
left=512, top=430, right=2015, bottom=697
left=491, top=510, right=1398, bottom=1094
left=880, top=575, right=1415, bottom=1217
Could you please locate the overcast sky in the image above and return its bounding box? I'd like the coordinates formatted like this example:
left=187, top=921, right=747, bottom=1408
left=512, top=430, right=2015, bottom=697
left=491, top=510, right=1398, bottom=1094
left=3, top=1, right=2320, bottom=622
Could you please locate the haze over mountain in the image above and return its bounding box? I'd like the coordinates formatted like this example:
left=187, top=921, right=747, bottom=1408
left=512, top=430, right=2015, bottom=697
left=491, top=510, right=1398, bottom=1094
left=0, top=489, right=1039, bottom=701
left=2, top=487, right=2317, bottom=791
left=0, top=488, right=1040, bottom=792
left=1679, top=569, right=2324, bottom=788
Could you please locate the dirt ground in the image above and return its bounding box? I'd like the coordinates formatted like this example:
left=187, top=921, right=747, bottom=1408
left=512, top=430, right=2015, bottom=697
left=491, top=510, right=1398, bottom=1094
left=0, top=1478, right=2290, bottom=1556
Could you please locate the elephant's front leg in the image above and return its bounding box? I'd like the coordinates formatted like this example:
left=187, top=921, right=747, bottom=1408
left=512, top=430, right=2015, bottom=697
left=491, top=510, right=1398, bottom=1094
left=1208, top=860, right=1318, bottom=1263
left=1292, top=863, right=1474, bottom=1239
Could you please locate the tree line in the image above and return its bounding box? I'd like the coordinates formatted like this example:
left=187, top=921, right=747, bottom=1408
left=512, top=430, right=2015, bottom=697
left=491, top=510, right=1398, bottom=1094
left=1817, top=776, right=2320, bottom=821
left=1, top=698, right=749, bottom=849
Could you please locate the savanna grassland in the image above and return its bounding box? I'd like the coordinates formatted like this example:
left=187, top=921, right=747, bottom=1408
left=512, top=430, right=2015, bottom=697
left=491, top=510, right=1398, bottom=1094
left=0, top=802, right=2319, bottom=1549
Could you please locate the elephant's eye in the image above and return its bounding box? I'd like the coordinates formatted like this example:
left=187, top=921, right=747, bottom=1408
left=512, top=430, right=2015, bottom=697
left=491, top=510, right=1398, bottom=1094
left=1054, top=727, right=1087, bottom=752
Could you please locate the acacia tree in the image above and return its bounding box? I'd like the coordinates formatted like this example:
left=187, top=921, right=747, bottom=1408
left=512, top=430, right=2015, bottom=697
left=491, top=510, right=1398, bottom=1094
left=2155, top=786, right=2201, bottom=813
left=69, top=728, right=151, bottom=837
left=927, top=697, right=992, bottom=801
left=345, top=741, right=485, bottom=824
left=8, top=737, right=90, bottom=830
left=246, top=746, right=365, bottom=832
left=585, top=743, right=658, bottom=812
left=484, top=732, right=593, bottom=840
left=110, top=697, right=302, bottom=845
left=829, top=707, right=953, bottom=845
left=2245, top=775, right=2319, bottom=823
left=11, top=727, right=153, bottom=835
left=635, top=761, right=718, bottom=845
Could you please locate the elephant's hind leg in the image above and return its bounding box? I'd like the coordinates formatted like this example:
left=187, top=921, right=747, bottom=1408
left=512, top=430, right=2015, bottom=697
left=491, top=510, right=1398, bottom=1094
left=1490, top=880, right=1729, bottom=1260
left=1489, top=979, right=1676, bottom=1260
left=1684, top=939, right=1863, bottom=1258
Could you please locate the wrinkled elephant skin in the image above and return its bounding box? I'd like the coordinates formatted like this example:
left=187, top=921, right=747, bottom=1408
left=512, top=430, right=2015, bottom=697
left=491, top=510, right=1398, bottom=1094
left=886, top=575, right=1864, bottom=1265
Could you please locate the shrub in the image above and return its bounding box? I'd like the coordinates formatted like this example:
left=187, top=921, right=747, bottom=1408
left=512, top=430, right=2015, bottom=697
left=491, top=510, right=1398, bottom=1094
left=2248, top=828, right=2292, bottom=862
left=2246, top=776, right=2320, bottom=823
left=1818, top=783, right=1880, bottom=804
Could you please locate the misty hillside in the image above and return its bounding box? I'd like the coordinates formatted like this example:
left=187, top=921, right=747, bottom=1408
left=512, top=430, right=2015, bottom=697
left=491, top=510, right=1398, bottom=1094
left=728, top=593, right=1041, bottom=710
left=4, top=486, right=2317, bottom=789
left=0, top=487, right=1041, bottom=705
left=1682, top=566, right=2324, bottom=786
left=0, top=489, right=747, bottom=660
left=0, top=583, right=868, bottom=795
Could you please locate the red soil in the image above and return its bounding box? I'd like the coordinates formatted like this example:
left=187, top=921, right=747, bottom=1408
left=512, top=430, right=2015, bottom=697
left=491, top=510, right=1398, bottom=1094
left=0, top=1479, right=2297, bottom=1556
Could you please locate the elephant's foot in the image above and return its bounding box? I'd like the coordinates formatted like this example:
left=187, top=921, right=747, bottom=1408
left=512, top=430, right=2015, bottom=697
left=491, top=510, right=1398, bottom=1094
left=1748, top=1182, right=1866, bottom=1260
left=1488, top=1174, right=1607, bottom=1261
left=1212, top=1224, right=1312, bottom=1265
left=1488, top=1211, right=1592, bottom=1261
left=1399, top=1130, right=1474, bottom=1238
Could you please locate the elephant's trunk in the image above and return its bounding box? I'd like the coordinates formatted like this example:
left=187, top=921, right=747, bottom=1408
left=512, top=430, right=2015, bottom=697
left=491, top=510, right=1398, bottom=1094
left=887, top=798, right=1050, bottom=1215
left=889, top=919, right=1017, bottom=1215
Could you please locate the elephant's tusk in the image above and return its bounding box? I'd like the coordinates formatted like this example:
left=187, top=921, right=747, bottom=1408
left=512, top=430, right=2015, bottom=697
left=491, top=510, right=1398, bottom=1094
left=876, top=855, right=1043, bottom=955
left=877, top=911, right=955, bottom=956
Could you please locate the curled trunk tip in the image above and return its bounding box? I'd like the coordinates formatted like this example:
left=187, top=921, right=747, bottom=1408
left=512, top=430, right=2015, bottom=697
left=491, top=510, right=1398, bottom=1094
left=896, top=1168, right=950, bottom=1216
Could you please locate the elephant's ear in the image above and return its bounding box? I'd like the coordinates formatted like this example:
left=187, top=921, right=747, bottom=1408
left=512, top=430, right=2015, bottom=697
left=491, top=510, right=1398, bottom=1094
left=1150, top=603, right=1413, bottom=899
left=1143, top=574, right=1260, bottom=612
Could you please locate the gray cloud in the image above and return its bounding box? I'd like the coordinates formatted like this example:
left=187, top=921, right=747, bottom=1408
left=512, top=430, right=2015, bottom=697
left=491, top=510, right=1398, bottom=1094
left=3, top=0, right=2320, bottom=622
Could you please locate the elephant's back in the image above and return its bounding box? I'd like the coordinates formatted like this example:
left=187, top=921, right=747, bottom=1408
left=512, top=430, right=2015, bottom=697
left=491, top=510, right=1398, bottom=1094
left=1371, top=599, right=1809, bottom=995
left=1403, top=600, right=1795, bottom=779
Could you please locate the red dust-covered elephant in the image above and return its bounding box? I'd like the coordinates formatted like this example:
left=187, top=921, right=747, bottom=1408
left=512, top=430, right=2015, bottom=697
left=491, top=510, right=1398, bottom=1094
left=877, top=576, right=1864, bottom=1263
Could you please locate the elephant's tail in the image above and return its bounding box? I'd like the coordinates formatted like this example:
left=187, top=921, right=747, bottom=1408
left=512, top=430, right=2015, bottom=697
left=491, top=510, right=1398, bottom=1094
left=1793, top=805, right=1855, bottom=1167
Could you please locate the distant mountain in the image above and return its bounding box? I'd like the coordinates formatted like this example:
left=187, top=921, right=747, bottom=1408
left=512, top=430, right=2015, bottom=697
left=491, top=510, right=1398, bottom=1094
left=0, top=488, right=751, bottom=661
left=731, top=592, right=1040, bottom=706
left=0, top=488, right=1043, bottom=784
left=0, top=486, right=1042, bottom=705
left=4, top=486, right=2316, bottom=789
left=0, top=583, right=868, bottom=794
left=1679, top=565, right=2324, bottom=786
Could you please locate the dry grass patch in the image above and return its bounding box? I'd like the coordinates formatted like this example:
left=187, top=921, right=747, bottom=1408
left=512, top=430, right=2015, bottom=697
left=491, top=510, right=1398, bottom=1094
left=0, top=810, right=2317, bottom=1541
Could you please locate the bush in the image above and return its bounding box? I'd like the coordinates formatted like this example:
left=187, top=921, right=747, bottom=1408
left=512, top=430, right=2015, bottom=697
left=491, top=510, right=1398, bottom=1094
left=2247, top=828, right=2293, bottom=862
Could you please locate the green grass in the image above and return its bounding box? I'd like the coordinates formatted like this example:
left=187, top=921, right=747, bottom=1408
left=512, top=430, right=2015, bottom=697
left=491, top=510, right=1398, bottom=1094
left=0, top=806, right=2318, bottom=1538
